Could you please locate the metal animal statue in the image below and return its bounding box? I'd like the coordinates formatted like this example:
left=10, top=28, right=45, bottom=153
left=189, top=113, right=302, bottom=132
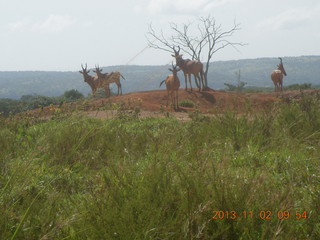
left=171, top=46, right=205, bottom=92
left=271, top=57, right=287, bottom=92
left=159, top=63, right=181, bottom=110
left=93, top=65, right=125, bottom=96
left=79, top=64, right=110, bottom=97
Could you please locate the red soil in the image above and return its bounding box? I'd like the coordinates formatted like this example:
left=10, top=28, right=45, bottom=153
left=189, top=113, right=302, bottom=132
left=21, top=89, right=320, bottom=119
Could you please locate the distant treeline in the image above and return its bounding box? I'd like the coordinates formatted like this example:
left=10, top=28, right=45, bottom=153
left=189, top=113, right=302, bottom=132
left=1, top=56, right=320, bottom=99
left=0, top=90, right=83, bottom=116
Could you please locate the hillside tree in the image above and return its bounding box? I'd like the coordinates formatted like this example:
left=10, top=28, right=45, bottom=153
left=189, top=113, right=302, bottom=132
left=147, top=15, right=245, bottom=88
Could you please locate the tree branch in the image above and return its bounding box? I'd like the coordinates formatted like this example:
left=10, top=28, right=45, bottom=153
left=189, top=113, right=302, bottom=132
left=146, top=16, right=246, bottom=88
left=146, top=23, right=175, bottom=53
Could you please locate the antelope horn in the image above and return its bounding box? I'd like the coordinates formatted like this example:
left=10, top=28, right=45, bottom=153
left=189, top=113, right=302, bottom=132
left=176, top=46, right=181, bottom=54
left=173, top=46, right=177, bottom=54
left=173, top=45, right=180, bottom=54
left=81, top=63, right=87, bottom=70
left=278, top=57, right=283, bottom=64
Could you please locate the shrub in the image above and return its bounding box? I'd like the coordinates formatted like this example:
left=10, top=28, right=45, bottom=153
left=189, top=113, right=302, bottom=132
left=63, top=89, right=84, bottom=101
left=179, top=99, right=195, bottom=108
left=224, top=81, right=247, bottom=92
left=1, top=95, right=320, bottom=239
left=284, top=83, right=313, bottom=90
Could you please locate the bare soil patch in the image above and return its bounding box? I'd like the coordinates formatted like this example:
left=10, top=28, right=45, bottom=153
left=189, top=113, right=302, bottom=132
left=21, top=89, right=320, bottom=120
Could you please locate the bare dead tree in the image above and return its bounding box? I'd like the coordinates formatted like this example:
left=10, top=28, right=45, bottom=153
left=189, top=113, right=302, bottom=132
left=199, top=17, right=245, bottom=87
left=147, top=15, right=245, bottom=89
left=147, top=24, right=175, bottom=53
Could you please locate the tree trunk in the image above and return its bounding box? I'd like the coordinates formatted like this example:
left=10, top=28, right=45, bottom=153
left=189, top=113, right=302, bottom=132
left=204, top=61, right=209, bottom=88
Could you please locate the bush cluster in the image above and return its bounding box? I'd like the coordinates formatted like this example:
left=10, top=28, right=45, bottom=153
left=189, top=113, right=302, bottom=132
left=0, top=89, right=84, bottom=116
left=0, top=94, right=320, bottom=239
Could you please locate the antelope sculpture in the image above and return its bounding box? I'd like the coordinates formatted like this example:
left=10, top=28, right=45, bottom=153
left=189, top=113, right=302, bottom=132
left=79, top=64, right=110, bottom=97
left=271, top=57, right=287, bottom=92
left=172, top=46, right=205, bottom=92
left=93, top=65, right=125, bottom=96
left=159, top=63, right=181, bottom=110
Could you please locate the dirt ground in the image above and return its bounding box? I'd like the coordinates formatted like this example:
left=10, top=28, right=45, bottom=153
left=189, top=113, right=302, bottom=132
left=23, top=88, right=320, bottom=120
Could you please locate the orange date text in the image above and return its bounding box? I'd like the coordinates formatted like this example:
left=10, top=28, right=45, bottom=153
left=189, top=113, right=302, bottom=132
left=211, top=210, right=308, bottom=220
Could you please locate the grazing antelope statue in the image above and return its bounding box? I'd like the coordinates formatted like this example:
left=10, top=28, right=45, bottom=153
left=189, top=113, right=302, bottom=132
left=271, top=57, right=287, bottom=92
left=93, top=65, right=125, bottom=96
left=172, top=46, right=205, bottom=92
left=79, top=64, right=110, bottom=97
left=159, top=63, right=181, bottom=110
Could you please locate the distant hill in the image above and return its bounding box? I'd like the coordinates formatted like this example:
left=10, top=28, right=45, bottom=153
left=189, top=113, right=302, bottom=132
left=210, top=56, right=320, bottom=89
left=1, top=56, right=319, bottom=99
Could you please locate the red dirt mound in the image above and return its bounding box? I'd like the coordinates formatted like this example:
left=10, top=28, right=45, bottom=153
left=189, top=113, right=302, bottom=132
left=82, top=89, right=317, bottom=112
left=21, top=89, right=320, bottom=119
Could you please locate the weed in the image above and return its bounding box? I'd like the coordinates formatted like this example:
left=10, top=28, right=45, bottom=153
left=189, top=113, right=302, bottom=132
left=1, top=95, right=320, bottom=239
left=179, top=99, right=195, bottom=108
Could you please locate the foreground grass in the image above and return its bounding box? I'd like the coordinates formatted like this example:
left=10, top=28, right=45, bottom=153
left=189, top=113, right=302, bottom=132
left=0, top=94, right=320, bottom=239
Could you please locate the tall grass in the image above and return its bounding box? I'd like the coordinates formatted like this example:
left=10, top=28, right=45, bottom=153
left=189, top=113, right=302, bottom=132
left=0, top=93, right=320, bottom=239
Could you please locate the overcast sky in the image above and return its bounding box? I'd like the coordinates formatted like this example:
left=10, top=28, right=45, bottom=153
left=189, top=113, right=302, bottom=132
left=1, top=0, right=319, bottom=71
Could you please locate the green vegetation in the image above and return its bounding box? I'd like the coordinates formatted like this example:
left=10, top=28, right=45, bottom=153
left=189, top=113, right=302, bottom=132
left=1, top=93, right=320, bottom=239
left=230, top=83, right=316, bottom=93
left=0, top=90, right=84, bottom=116
left=179, top=99, right=195, bottom=108
left=224, top=81, right=247, bottom=92
left=284, top=83, right=313, bottom=91
left=63, top=89, right=84, bottom=101
left=0, top=95, right=61, bottom=116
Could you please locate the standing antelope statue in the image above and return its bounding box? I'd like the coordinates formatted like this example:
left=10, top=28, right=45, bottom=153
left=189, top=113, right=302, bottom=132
left=79, top=64, right=110, bottom=97
left=93, top=65, right=125, bottom=96
left=171, top=46, right=205, bottom=92
left=271, top=57, right=287, bottom=92
left=159, top=63, right=181, bottom=110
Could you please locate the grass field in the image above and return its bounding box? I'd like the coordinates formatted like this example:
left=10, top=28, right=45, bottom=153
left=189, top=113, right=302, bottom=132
left=1, top=93, right=320, bottom=239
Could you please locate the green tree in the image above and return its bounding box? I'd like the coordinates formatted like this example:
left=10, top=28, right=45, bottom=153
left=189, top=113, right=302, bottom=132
left=63, top=89, right=84, bottom=101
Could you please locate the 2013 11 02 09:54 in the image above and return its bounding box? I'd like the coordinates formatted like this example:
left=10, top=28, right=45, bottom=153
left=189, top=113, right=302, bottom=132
left=211, top=210, right=308, bottom=220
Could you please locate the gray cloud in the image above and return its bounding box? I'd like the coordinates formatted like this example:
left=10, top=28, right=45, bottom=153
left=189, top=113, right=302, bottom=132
left=260, top=6, right=320, bottom=31
left=136, top=0, right=239, bottom=15
left=8, top=15, right=77, bottom=34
